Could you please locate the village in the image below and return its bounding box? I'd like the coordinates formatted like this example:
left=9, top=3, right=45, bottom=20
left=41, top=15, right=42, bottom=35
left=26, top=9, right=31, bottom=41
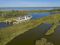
left=4, top=15, right=32, bottom=24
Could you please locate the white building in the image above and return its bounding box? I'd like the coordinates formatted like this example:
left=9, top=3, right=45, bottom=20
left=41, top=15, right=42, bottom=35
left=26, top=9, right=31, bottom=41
left=13, top=15, right=32, bottom=24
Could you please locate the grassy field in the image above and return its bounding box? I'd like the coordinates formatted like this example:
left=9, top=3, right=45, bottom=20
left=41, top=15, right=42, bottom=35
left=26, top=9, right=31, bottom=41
left=0, top=17, right=6, bottom=21
left=36, top=38, right=54, bottom=45
left=0, top=14, right=60, bottom=45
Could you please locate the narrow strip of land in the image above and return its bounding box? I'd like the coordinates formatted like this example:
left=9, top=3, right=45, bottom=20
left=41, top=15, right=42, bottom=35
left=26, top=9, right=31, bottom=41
left=46, top=25, right=60, bottom=45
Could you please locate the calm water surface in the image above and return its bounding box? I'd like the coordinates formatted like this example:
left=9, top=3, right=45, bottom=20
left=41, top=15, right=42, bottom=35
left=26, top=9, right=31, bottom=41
left=0, top=22, right=10, bottom=28
left=0, top=7, right=54, bottom=11
left=32, top=12, right=50, bottom=19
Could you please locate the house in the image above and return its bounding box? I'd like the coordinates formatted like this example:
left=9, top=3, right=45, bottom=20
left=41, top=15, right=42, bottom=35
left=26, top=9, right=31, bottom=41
left=4, top=15, right=32, bottom=24
left=13, top=15, right=32, bottom=24
left=16, top=15, right=32, bottom=23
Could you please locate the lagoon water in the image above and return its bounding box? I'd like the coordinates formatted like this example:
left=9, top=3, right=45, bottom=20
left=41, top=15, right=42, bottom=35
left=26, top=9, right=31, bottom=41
left=32, top=12, right=50, bottom=19
left=0, top=22, right=11, bottom=28
left=0, top=7, right=54, bottom=11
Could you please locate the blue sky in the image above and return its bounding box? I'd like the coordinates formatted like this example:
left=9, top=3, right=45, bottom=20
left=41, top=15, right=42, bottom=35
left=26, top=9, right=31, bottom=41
left=0, top=0, right=60, bottom=7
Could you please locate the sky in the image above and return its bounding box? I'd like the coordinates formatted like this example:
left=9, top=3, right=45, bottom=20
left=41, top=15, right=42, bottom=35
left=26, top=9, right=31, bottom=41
left=0, top=0, right=60, bottom=7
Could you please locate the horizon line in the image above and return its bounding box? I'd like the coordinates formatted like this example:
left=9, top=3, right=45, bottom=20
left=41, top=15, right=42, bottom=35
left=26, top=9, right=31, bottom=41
left=0, top=6, right=60, bottom=8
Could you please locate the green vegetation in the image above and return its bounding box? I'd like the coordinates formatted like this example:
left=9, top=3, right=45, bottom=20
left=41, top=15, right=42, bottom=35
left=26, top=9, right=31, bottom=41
left=0, top=10, right=31, bottom=22
left=0, top=14, right=60, bottom=45
left=49, top=8, right=60, bottom=12
left=0, top=17, right=6, bottom=21
left=31, top=10, right=49, bottom=13
left=0, top=10, right=30, bottom=19
left=36, top=38, right=54, bottom=45
left=44, top=14, right=60, bottom=35
left=45, top=24, right=57, bottom=35
left=0, top=8, right=60, bottom=45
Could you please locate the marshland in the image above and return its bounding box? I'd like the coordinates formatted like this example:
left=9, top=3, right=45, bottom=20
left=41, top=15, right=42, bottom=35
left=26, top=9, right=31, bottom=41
left=0, top=7, right=60, bottom=45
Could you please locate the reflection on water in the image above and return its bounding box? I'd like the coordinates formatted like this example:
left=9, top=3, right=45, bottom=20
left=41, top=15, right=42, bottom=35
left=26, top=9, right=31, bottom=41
left=0, top=22, right=9, bottom=28
left=0, top=22, right=12, bottom=29
left=32, top=12, right=50, bottom=19
left=6, top=23, right=52, bottom=45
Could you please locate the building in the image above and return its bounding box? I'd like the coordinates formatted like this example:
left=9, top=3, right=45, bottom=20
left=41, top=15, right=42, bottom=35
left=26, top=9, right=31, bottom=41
left=13, top=15, right=32, bottom=24
left=4, top=15, right=32, bottom=24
